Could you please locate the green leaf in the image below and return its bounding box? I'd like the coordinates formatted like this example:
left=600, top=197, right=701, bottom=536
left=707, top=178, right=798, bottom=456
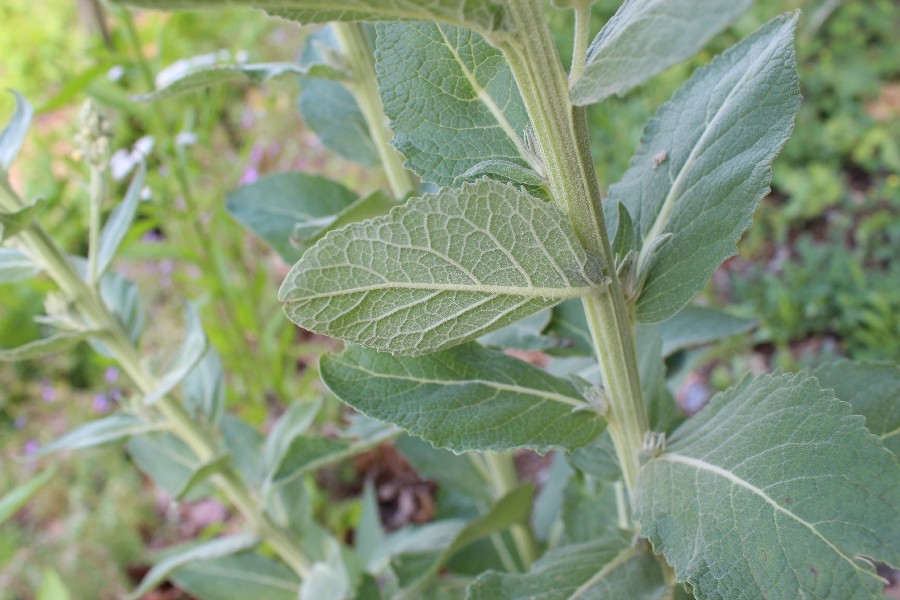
left=0, top=198, right=42, bottom=242
left=356, top=482, right=386, bottom=572
left=546, top=299, right=594, bottom=356
left=375, top=23, right=529, bottom=186
left=570, top=0, right=752, bottom=104
left=32, top=413, right=161, bottom=457
left=86, top=267, right=145, bottom=356
left=272, top=437, right=350, bottom=482
left=0, top=329, right=95, bottom=362
left=183, top=345, right=226, bottom=428
left=135, top=62, right=343, bottom=102
left=560, top=476, right=622, bottom=545
left=658, top=305, right=756, bottom=357
left=0, top=468, right=54, bottom=525
left=476, top=310, right=554, bottom=351
left=171, top=553, right=300, bottom=600
left=226, top=172, right=359, bottom=262
left=0, top=247, right=40, bottom=282
left=145, top=303, right=208, bottom=405
left=634, top=372, right=900, bottom=599
left=298, top=79, right=379, bottom=167
left=128, top=534, right=260, bottom=600
left=467, top=532, right=669, bottom=600
left=813, top=361, right=900, bottom=456
left=95, top=163, right=145, bottom=278
left=611, top=202, right=636, bottom=262
left=321, top=344, right=604, bottom=453
left=113, top=0, right=511, bottom=35
left=298, top=26, right=380, bottom=166
left=262, top=399, right=322, bottom=473
left=301, top=189, right=398, bottom=248
left=454, top=160, right=545, bottom=188
left=395, top=435, right=493, bottom=503
left=607, top=13, right=801, bottom=322
left=222, top=414, right=265, bottom=489
left=402, top=485, right=534, bottom=595
left=127, top=433, right=209, bottom=498
left=0, top=91, right=33, bottom=171
left=172, top=453, right=232, bottom=500
left=300, top=539, right=355, bottom=600
left=280, top=180, right=606, bottom=355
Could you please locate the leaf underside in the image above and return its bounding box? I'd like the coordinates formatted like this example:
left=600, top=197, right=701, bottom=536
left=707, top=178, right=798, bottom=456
left=634, top=372, right=900, bottom=600
left=279, top=179, right=605, bottom=355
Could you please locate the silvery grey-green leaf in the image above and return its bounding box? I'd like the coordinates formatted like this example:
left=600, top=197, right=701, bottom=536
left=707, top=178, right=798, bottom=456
left=634, top=372, right=900, bottom=600
left=570, top=0, right=751, bottom=104
left=113, top=0, right=510, bottom=35
left=96, top=163, right=145, bottom=278
left=226, top=172, right=359, bottom=262
left=0, top=329, right=97, bottom=362
left=375, top=23, right=529, bottom=186
left=279, top=179, right=606, bottom=355
left=33, top=413, right=162, bottom=457
left=320, top=344, right=604, bottom=453
left=0, top=248, right=40, bottom=283
left=658, top=305, right=756, bottom=357
left=607, top=13, right=800, bottom=322
left=814, top=360, right=900, bottom=456
left=0, top=91, right=32, bottom=172
left=466, top=532, right=669, bottom=600
left=171, top=553, right=300, bottom=600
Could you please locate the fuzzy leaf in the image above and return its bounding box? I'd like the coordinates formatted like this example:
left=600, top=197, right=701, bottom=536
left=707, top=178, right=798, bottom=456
left=813, top=361, right=900, bottom=456
left=0, top=469, right=54, bottom=526
left=0, top=248, right=40, bottom=282
left=33, top=413, right=162, bottom=457
left=634, top=372, right=900, bottom=599
left=0, top=91, right=32, bottom=171
left=171, top=553, right=300, bottom=600
left=96, top=163, right=145, bottom=278
left=607, top=14, right=801, bottom=322
left=321, top=344, right=604, bottom=453
left=135, top=62, right=343, bottom=102
left=145, top=304, right=208, bottom=405
left=658, top=305, right=756, bottom=357
left=0, top=198, right=42, bottom=242
left=226, top=172, right=360, bottom=262
left=467, top=532, right=669, bottom=600
left=128, top=534, right=260, bottom=600
left=113, top=0, right=510, bottom=35
left=375, top=23, right=529, bottom=186
left=279, top=180, right=605, bottom=355
left=0, top=329, right=96, bottom=362
left=298, top=79, right=379, bottom=167
left=571, top=0, right=751, bottom=104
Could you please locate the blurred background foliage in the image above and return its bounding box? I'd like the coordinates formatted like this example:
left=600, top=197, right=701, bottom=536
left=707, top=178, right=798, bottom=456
left=1, top=0, right=898, bottom=597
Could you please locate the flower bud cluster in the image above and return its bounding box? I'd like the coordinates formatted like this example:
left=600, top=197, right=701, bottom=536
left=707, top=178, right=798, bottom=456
left=74, top=100, right=112, bottom=169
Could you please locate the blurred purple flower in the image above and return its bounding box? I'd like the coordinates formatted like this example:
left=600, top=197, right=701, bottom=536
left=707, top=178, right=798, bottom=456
left=40, top=379, right=57, bottom=403
left=23, top=439, right=39, bottom=455
left=93, top=393, right=111, bottom=414
left=104, top=367, right=120, bottom=384
left=142, top=230, right=164, bottom=243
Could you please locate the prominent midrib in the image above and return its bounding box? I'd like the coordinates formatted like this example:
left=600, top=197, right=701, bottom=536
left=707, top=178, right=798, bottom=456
left=569, top=545, right=637, bottom=599
left=659, top=452, right=880, bottom=582
left=287, top=280, right=600, bottom=301
left=332, top=359, right=586, bottom=409
left=435, top=26, right=528, bottom=159
left=637, top=29, right=785, bottom=267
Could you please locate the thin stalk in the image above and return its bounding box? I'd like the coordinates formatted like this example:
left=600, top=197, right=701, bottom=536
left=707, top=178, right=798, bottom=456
left=332, top=23, right=416, bottom=199
left=569, top=1, right=593, bottom=86
left=492, top=0, right=648, bottom=492
left=0, top=186, right=311, bottom=579
left=86, top=165, right=106, bottom=285
left=482, top=452, right=539, bottom=570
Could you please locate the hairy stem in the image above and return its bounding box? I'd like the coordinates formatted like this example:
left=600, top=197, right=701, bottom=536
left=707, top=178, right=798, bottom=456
left=569, top=0, right=593, bottom=86
left=332, top=23, right=416, bottom=200
left=493, top=0, right=647, bottom=492
left=0, top=184, right=312, bottom=579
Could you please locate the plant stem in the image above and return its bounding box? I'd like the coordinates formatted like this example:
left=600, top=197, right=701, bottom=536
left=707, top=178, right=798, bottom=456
left=482, top=452, right=539, bottom=570
left=332, top=23, right=416, bottom=200
left=86, top=165, right=106, bottom=285
left=569, top=0, right=593, bottom=86
left=493, top=1, right=648, bottom=492
left=0, top=185, right=311, bottom=579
